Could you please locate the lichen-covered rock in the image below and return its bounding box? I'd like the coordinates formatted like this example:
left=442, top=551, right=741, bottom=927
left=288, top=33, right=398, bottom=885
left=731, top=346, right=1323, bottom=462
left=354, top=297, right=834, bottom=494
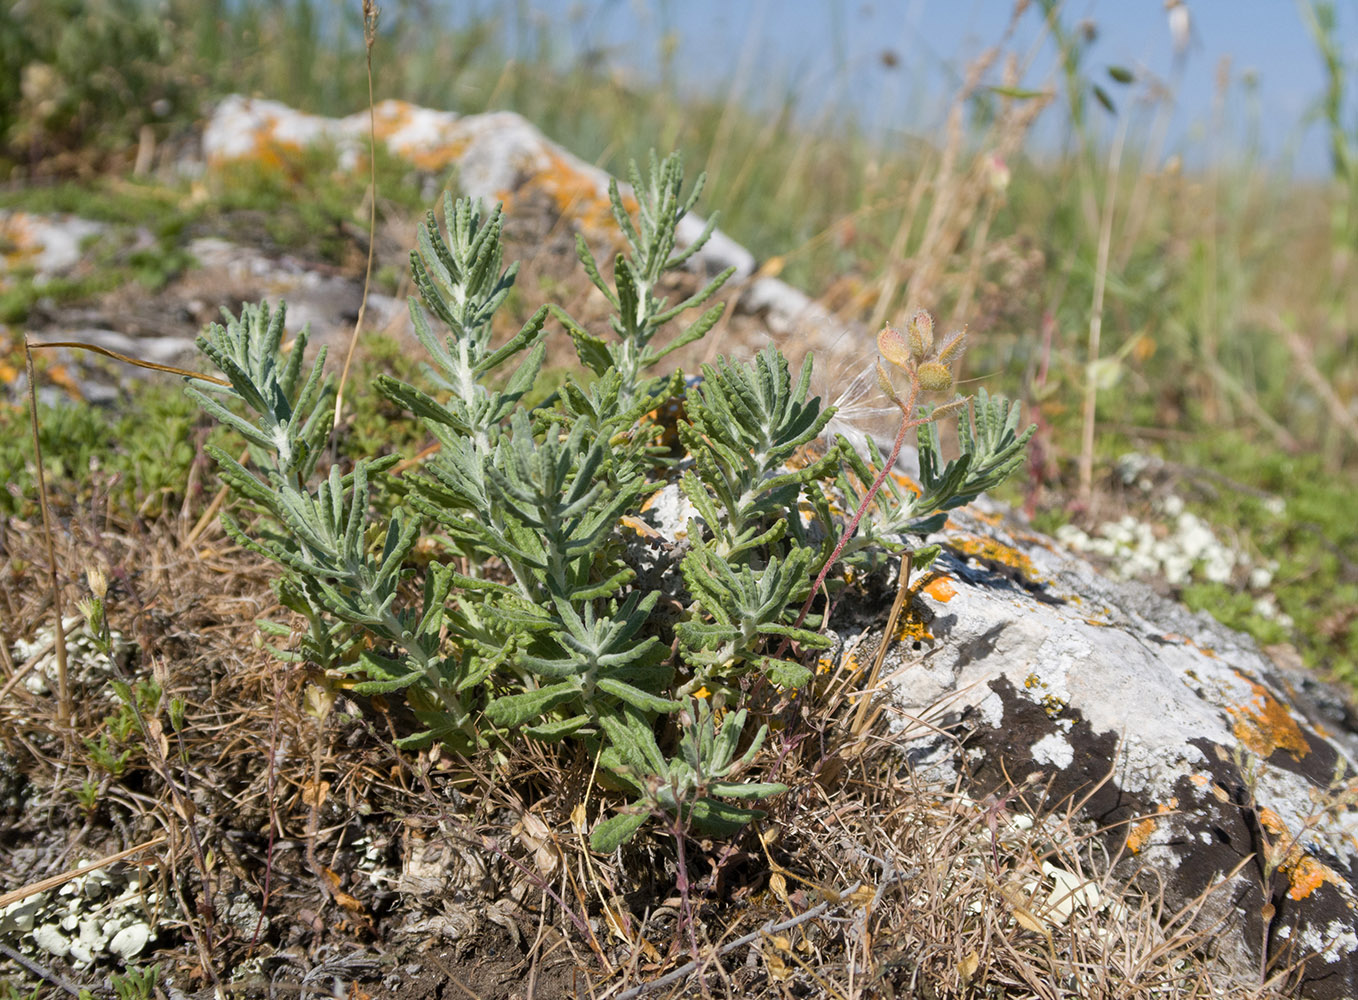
left=0, top=210, right=107, bottom=278
left=200, top=95, right=850, bottom=356
left=857, top=500, right=1358, bottom=998
left=6, top=97, right=868, bottom=404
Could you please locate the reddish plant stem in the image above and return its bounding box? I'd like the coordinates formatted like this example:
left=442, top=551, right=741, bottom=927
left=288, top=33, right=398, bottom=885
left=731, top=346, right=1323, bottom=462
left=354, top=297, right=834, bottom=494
left=775, top=379, right=923, bottom=661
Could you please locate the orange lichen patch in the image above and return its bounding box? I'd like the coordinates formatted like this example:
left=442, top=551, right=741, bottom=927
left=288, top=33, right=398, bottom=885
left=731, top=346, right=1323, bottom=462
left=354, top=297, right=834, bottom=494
left=510, top=148, right=635, bottom=244
left=1189, top=773, right=1209, bottom=787
left=366, top=100, right=469, bottom=172
left=950, top=535, right=1038, bottom=581
left=393, top=137, right=468, bottom=174
left=922, top=576, right=957, bottom=603
left=206, top=110, right=312, bottom=172
left=369, top=99, right=420, bottom=142
left=1, top=213, right=42, bottom=270
left=207, top=137, right=306, bottom=178
left=1126, top=818, right=1157, bottom=854
left=1016, top=530, right=1060, bottom=553
left=893, top=616, right=933, bottom=645
left=1282, top=853, right=1345, bottom=901
left=1125, top=801, right=1175, bottom=853
left=1082, top=617, right=1112, bottom=628
left=1228, top=675, right=1311, bottom=762
left=797, top=500, right=818, bottom=527
left=1257, top=807, right=1288, bottom=837
left=43, top=362, right=82, bottom=399
left=1160, top=633, right=1220, bottom=659
left=971, top=508, right=1003, bottom=526
left=618, top=515, right=662, bottom=540
left=889, top=470, right=922, bottom=495
left=785, top=440, right=827, bottom=471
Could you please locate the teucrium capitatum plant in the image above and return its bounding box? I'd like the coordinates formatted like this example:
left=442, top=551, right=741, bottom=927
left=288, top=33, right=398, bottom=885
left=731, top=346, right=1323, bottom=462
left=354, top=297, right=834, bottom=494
left=189, top=151, right=1033, bottom=851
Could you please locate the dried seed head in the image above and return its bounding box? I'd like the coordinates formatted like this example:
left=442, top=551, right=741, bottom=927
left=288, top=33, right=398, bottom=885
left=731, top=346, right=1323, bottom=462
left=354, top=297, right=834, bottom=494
left=875, top=359, right=903, bottom=406
left=907, top=309, right=934, bottom=360
left=917, top=361, right=954, bottom=392
left=86, top=566, right=108, bottom=601
left=877, top=324, right=911, bottom=370
left=929, top=396, right=970, bottom=421
left=935, top=329, right=967, bottom=366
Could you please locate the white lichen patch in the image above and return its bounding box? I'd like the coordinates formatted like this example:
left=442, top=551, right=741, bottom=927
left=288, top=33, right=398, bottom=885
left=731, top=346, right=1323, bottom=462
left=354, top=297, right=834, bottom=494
left=1052, top=454, right=1291, bottom=626
left=10, top=616, right=128, bottom=698
left=1031, top=732, right=1075, bottom=769
left=1, top=862, right=162, bottom=968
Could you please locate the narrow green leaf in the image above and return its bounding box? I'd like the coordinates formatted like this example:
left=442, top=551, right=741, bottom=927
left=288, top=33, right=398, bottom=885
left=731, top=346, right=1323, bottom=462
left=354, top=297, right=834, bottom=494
left=590, top=808, right=649, bottom=852
left=483, top=681, right=578, bottom=727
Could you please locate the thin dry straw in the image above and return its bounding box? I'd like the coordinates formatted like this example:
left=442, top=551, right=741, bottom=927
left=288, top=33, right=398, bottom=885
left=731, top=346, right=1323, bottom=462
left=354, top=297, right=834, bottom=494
left=26, top=340, right=229, bottom=386
left=23, top=337, right=71, bottom=727
left=25, top=343, right=241, bottom=551
left=0, top=834, right=167, bottom=908
left=611, top=882, right=866, bottom=1000
left=849, top=550, right=914, bottom=740
left=331, top=0, right=382, bottom=441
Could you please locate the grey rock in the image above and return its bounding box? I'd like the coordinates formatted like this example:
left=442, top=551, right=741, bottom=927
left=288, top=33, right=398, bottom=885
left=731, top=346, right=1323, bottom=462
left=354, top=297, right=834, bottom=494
left=0, top=211, right=106, bottom=277
left=849, top=504, right=1358, bottom=998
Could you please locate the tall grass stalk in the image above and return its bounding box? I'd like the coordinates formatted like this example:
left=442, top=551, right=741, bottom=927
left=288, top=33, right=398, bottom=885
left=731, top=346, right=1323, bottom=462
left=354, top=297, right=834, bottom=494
left=1077, top=113, right=1127, bottom=511
left=332, top=0, right=382, bottom=439
left=23, top=339, right=70, bottom=728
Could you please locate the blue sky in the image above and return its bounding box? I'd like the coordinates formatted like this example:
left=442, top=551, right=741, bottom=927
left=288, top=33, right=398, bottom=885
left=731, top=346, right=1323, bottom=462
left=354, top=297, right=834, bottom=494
left=450, top=1, right=1352, bottom=177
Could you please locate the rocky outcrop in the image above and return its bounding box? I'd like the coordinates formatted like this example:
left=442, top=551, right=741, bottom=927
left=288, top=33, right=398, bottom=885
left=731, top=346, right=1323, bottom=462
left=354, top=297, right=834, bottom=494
left=201, top=95, right=847, bottom=349
left=5, top=96, right=856, bottom=407
left=858, top=499, right=1358, bottom=998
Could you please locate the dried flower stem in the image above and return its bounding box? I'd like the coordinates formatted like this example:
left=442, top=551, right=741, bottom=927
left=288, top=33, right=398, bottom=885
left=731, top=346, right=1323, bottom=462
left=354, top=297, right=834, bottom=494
left=783, top=376, right=925, bottom=645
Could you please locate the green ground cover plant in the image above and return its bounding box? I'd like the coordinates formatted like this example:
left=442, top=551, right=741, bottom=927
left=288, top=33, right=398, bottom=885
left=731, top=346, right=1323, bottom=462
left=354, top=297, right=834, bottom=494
left=188, top=152, right=1031, bottom=848
left=0, top=383, right=201, bottom=519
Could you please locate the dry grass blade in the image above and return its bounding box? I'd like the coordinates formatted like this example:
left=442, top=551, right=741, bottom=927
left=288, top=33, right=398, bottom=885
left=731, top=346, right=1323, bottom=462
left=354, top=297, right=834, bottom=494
left=848, top=550, right=912, bottom=741
left=610, top=885, right=865, bottom=1000
left=0, top=834, right=167, bottom=908
left=1267, top=310, right=1358, bottom=449
left=1078, top=113, right=1128, bottom=511
left=26, top=339, right=229, bottom=386
left=23, top=337, right=71, bottom=728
